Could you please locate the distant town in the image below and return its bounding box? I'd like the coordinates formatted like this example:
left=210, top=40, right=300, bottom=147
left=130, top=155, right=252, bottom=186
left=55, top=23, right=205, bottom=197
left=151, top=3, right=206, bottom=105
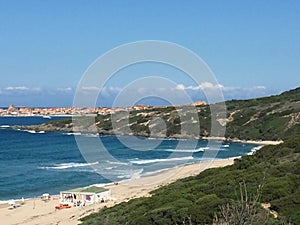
left=0, top=101, right=206, bottom=117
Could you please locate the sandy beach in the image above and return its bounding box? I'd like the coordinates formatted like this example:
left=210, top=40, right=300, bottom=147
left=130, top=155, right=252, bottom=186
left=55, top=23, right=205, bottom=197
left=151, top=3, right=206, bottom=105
left=240, top=140, right=283, bottom=145
left=202, top=136, right=283, bottom=146
left=0, top=158, right=234, bottom=225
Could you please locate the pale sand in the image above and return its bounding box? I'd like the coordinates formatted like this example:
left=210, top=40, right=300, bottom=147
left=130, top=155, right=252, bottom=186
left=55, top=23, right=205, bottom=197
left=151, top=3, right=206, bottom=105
left=0, top=159, right=234, bottom=225
left=202, top=137, right=283, bottom=146
left=232, top=139, right=283, bottom=145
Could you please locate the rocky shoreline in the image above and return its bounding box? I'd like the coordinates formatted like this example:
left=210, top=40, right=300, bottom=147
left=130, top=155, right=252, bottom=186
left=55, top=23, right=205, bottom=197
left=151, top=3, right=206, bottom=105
left=12, top=86, right=300, bottom=143
left=12, top=123, right=283, bottom=145
left=13, top=123, right=201, bottom=140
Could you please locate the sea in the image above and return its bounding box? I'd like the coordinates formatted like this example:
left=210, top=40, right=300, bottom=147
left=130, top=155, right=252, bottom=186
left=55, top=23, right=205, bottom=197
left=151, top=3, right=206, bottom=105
left=0, top=116, right=261, bottom=202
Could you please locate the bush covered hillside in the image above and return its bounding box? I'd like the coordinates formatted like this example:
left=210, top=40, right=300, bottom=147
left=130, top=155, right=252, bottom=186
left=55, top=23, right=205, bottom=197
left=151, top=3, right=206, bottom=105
left=81, top=134, right=300, bottom=225
left=18, top=87, right=300, bottom=141
left=224, top=87, right=300, bottom=140
left=16, top=87, right=299, bottom=224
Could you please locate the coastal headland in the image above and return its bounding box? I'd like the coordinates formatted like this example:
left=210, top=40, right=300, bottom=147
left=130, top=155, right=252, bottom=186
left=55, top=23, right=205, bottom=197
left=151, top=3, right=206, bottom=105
left=9, top=88, right=300, bottom=142
left=1, top=88, right=299, bottom=224
left=0, top=101, right=206, bottom=117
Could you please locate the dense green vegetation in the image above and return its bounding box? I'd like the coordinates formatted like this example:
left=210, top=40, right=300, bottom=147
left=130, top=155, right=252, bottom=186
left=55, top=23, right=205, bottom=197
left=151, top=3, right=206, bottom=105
left=17, top=87, right=299, bottom=224
left=223, top=87, right=300, bottom=140
left=98, top=87, right=300, bottom=140
left=81, top=135, right=300, bottom=225
left=19, top=87, right=300, bottom=141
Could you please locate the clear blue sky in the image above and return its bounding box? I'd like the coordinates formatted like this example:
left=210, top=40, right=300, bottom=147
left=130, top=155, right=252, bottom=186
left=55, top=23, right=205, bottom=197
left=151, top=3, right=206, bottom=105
left=0, top=0, right=299, bottom=107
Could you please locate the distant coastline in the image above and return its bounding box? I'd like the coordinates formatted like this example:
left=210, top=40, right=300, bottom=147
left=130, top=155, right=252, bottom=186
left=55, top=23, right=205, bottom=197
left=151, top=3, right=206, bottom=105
left=4, top=86, right=298, bottom=144
left=0, top=114, right=73, bottom=117
left=10, top=122, right=282, bottom=146
left=0, top=101, right=207, bottom=117
left=202, top=136, right=283, bottom=145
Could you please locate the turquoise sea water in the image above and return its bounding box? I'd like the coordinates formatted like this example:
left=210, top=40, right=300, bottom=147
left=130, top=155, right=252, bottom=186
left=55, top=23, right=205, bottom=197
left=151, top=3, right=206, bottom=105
left=0, top=117, right=260, bottom=201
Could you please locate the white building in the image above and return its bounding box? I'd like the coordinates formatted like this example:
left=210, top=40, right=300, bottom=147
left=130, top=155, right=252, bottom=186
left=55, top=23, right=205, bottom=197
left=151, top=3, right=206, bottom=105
left=59, top=186, right=110, bottom=206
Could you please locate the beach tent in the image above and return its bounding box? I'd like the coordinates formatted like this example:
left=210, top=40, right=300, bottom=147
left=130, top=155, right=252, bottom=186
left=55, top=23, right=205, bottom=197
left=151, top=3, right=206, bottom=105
left=59, top=186, right=110, bottom=206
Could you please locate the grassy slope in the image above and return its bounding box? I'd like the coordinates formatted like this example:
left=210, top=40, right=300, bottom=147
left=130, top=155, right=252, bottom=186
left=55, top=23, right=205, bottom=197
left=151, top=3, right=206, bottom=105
left=27, top=88, right=300, bottom=224
left=30, top=87, right=300, bottom=141
left=94, top=87, right=300, bottom=140
left=17, top=88, right=300, bottom=224
left=81, top=135, right=300, bottom=225
left=224, top=87, right=300, bottom=140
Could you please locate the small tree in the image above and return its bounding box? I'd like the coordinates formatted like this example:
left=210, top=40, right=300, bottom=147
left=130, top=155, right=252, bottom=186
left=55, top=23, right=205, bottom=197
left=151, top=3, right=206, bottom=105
left=213, top=181, right=269, bottom=225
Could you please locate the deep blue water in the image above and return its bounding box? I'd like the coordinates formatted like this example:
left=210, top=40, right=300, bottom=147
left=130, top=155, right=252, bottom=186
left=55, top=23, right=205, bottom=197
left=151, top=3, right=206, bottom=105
left=0, top=117, right=260, bottom=201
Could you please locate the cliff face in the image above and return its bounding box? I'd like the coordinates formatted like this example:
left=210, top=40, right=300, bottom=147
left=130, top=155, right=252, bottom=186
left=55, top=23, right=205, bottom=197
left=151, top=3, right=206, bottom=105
left=15, top=87, right=300, bottom=141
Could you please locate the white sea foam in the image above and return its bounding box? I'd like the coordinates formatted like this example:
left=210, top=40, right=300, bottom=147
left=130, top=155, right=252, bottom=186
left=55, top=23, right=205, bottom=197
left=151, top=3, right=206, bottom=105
left=147, top=137, right=165, bottom=140
left=104, top=166, right=116, bottom=170
left=1, top=199, right=15, bottom=205
left=116, top=168, right=144, bottom=180
left=63, top=132, right=98, bottom=137
left=141, top=168, right=174, bottom=177
left=230, top=156, right=242, bottom=159
left=92, top=182, right=114, bottom=187
left=106, top=160, right=129, bottom=166
left=164, top=148, right=205, bottom=153
left=64, top=132, right=82, bottom=136
left=117, top=175, right=131, bottom=179
left=97, top=168, right=144, bottom=180
left=0, top=200, right=9, bottom=204
left=131, top=168, right=144, bottom=179
left=0, top=125, right=10, bottom=128
left=198, top=147, right=209, bottom=151
left=39, top=162, right=99, bottom=170
left=222, top=144, right=230, bottom=148
left=82, top=133, right=99, bottom=137
left=25, top=130, right=36, bottom=134
left=130, top=156, right=193, bottom=165
left=0, top=198, right=29, bottom=205
left=247, top=145, right=263, bottom=155
left=23, top=130, right=45, bottom=134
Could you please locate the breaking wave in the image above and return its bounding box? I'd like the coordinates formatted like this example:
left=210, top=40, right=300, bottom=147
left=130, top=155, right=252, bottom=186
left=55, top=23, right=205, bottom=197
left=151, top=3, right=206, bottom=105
left=106, top=160, right=129, bottom=166
left=247, top=145, right=263, bottom=155
left=130, top=156, right=193, bottom=165
left=39, top=162, right=99, bottom=170
left=63, top=132, right=82, bottom=136
left=164, top=148, right=205, bottom=153
left=63, top=132, right=99, bottom=137
left=23, top=130, right=45, bottom=134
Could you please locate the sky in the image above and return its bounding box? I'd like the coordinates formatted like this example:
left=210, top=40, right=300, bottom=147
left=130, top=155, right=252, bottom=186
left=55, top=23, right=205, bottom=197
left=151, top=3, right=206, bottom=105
left=0, top=0, right=299, bottom=107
